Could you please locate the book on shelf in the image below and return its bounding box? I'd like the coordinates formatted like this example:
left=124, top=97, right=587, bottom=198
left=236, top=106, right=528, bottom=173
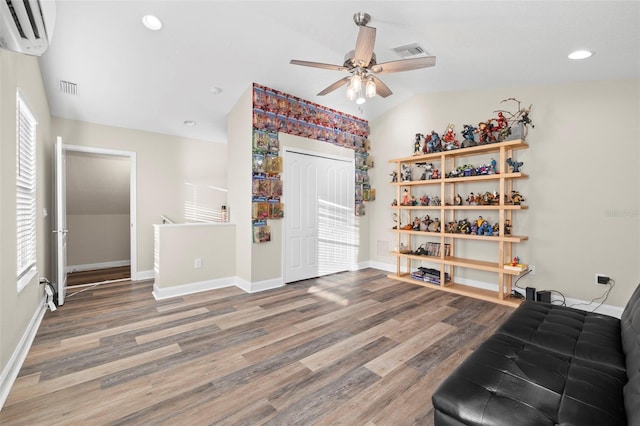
left=504, top=263, right=528, bottom=271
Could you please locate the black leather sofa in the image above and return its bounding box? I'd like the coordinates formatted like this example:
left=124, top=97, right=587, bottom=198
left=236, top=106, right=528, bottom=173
left=432, top=283, right=640, bottom=425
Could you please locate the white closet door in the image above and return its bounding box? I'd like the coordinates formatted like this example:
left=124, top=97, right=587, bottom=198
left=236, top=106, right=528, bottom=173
left=284, top=151, right=354, bottom=283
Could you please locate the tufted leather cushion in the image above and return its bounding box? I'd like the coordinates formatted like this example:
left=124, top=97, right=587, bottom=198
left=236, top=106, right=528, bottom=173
left=496, top=301, right=625, bottom=370
left=432, top=333, right=628, bottom=426
left=620, top=284, right=640, bottom=425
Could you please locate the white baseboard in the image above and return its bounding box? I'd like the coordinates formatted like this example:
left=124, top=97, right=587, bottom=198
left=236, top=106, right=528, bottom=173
left=134, top=270, right=154, bottom=282
left=235, top=277, right=284, bottom=293
left=0, top=297, right=47, bottom=411
left=152, top=276, right=236, bottom=300
left=66, top=260, right=130, bottom=274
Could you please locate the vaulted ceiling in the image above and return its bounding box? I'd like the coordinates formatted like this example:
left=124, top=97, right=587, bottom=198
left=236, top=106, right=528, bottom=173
left=38, top=1, right=640, bottom=143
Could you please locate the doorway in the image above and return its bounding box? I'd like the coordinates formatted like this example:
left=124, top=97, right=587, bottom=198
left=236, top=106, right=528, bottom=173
left=62, top=145, right=137, bottom=286
left=283, top=149, right=355, bottom=283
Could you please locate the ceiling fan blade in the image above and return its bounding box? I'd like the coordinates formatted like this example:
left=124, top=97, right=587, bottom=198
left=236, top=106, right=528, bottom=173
left=290, top=59, right=347, bottom=72
left=354, top=25, right=376, bottom=67
left=372, top=56, right=436, bottom=74
left=371, top=75, right=393, bottom=98
left=317, top=76, right=351, bottom=96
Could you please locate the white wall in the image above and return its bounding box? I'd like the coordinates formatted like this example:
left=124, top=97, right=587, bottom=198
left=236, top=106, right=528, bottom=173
left=51, top=118, right=228, bottom=276
left=369, top=79, right=640, bottom=307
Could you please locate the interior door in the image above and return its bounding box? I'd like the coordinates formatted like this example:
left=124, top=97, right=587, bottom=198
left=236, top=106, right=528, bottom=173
left=284, top=151, right=354, bottom=283
left=54, top=137, right=68, bottom=305
left=284, top=152, right=318, bottom=282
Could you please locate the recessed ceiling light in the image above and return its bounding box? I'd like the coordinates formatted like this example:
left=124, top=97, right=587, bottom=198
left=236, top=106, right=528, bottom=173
left=184, top=120, right=196, bottom=127
left=210, top=86, right=223, bottom=95
left=568, top=50, right=593, bottom=60
left=142, top=15, right=163, bottom=31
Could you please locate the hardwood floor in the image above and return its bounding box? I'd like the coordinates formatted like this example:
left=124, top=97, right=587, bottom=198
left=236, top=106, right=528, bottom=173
left=1, top=269, right=514, bottom=425
left=67, top=266, right=131, bottom=286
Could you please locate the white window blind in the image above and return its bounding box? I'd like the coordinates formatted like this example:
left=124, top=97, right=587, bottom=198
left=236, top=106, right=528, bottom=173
left=16, top=92, right=37, bottom=287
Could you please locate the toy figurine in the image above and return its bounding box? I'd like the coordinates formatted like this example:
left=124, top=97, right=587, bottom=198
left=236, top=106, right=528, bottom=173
left=446, top=221, right=458, bottom=233
left=470, top=222, right=479, bottom=235
left=391, top=199, right=398, bottom=206
left=392, top=213, right=398, bottom=229
left=478, top=220, right=493, bottom=236
left=430, top=196, right=441, bottom=206
left=413, top=133, right=424, bottom=156
left=426, top=131, right=442, bottom=153
left=467, top=192, right=476, bottom=205
left=490, top=158, right=497, bottom=174
left=413, top=216, right=422, bottom=230
left=475, top=121, right=497, bottom=144
left=442, top=124, right=459, bottom=150
left=461, top=124, right=477, bottom=147
left=512, top=256, right=520, bottom=266
left=390, top=170, right=398, bottom=182
left=506, top=157, right=524, bottom=173
left=504, top=219, right=512, bottom=235
left=422, top=215, right=432, bottom=231
left=429, top=217, right=441, bottom=233
left=476, top=216, right=484, bottom=228
left=401, top=188, right=410, bottom=206
left=510, top=190, right=525, bottom=205
left=419, top=194, right=430, bottom=206
left=454, top=194, right=463, bottom=206
left=401, top=164, right=412, bottom=181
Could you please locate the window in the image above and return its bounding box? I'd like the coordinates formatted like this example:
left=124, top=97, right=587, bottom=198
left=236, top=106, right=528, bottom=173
left=16, top=91, right=37, bottom=291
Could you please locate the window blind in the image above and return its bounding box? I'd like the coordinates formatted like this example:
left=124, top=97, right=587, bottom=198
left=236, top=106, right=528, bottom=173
left=17, top=93, right=37, bottom=282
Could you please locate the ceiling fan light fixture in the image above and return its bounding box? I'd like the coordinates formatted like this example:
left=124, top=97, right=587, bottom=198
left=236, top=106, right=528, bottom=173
left=355, top=95, right=366, bottom=105
left=350, top=74, right=362, bottom=92
left=365, top=77, right=376, bottom=98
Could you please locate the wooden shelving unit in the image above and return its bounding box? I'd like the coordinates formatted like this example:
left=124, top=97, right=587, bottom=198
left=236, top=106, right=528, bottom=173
left=388, top=139, right=529, bottom=307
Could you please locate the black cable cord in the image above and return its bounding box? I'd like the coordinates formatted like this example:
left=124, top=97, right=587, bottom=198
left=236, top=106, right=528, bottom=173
left=568, top=279, right=615, bottom=311
left=513, top=269, right=532, bottom=290
left=545, top=289, right=566, bottom=306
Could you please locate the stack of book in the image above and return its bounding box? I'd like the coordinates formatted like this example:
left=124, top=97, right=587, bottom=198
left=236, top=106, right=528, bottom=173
left=411, top=267, right=450, bottom=284
left=424, top=242, right=451, bottom=257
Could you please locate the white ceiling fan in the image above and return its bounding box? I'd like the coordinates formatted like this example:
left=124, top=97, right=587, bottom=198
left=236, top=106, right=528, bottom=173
left=290, top=12, right=436, bottom=102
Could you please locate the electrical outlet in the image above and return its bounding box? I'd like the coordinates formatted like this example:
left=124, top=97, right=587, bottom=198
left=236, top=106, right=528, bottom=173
left=194, top=258, right=202, bottom=269
left=528, top=265, right=535, bottom=275
left=596, top=273, right=609, bottom=285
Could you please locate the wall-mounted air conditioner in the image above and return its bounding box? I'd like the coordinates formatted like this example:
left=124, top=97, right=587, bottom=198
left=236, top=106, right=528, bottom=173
left=0, top=0, right=56, bottom=56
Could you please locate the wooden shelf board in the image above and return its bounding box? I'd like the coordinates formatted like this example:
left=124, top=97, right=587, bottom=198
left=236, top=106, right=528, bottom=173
left=391, top=180, right=442, bottom=186
left=444, top=172, right=528, bottom=183
left=389, top=231, right=528, bottom=243
left=440, top=204, right=528, bottom=210
left=387, top=273, right=522, bottom=307
left=389, top=140, right=528, bottom=164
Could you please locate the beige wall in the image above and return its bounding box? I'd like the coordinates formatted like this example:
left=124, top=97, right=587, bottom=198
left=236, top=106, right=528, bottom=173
left=51, top=118, right=228, bottom=275
left=369, top=79, right=640, bottom=307
left=0, top=50, right=52, bottom=382
left=154, top=223, right=236, bottom=290
left=67, top=214, right=130, bottom=268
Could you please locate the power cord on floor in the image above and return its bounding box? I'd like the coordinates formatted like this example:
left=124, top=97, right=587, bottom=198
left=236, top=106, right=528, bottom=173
left=513, top=269, right=532, bottom=290
left=568, top=279, right=615, bottom=312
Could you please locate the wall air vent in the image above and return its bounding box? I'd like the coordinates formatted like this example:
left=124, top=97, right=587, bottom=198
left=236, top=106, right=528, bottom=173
left=0, top=0, right=56, bottom=56
left=392, top=42, right=430, bottom=59
left=59, top=80, right=78, bottom=96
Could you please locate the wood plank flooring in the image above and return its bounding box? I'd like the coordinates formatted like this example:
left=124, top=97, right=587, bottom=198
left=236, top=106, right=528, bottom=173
left=66, top=266, right=131, bottom=287
left=1, top=268, right=515, bottom=425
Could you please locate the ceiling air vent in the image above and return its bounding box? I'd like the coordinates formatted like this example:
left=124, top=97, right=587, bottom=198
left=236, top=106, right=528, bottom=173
left=392, top=42, right=430, bottom=59
left=59, top=80, right=78, bottom=96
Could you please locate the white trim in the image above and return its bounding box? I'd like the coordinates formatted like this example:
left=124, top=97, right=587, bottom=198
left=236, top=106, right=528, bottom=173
left=62, top=145, right=137, bottom=281
left=135, top=270, right=155, bottom=281
left=0, top=297, right=46, bottom=410
left=236, top=277, right=284, bottom=293
left=66, top=260, right=131, bottom=274
left=152, top=276, right=236, bottom=300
